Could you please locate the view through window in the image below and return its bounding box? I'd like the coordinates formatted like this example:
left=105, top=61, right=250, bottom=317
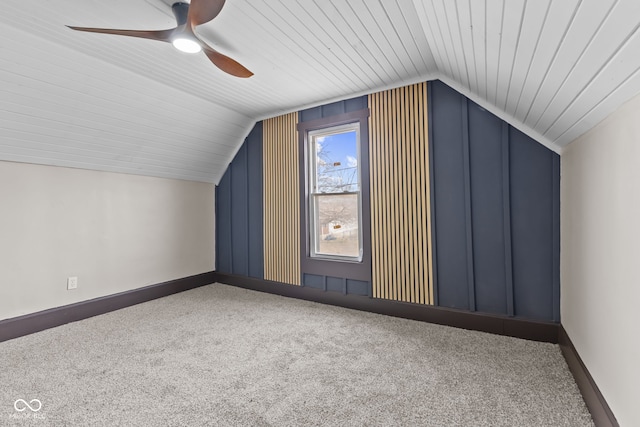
left=308, top=123, right=362, bottom=261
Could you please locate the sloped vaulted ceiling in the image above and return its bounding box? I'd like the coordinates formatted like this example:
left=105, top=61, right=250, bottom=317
left=1, top=0, right=639, bottom=183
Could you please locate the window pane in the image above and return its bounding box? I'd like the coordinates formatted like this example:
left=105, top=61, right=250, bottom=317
left=313, top=193, right=360, bottom=258
left=314, top=130, right=358, bottom=193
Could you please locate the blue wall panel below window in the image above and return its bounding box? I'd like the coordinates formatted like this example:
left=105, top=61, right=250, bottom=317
left=302, top=273, right=370, bottom=297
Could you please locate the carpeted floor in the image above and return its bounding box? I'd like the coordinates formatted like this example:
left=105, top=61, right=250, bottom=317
left=0, top=283, right=593, bottom=426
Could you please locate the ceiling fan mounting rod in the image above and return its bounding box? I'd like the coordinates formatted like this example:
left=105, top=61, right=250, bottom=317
left=171, top=2, right=190, bottom=27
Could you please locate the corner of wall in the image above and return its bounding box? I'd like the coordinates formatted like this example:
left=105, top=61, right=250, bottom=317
left=560, top=92, right=640, bottom=426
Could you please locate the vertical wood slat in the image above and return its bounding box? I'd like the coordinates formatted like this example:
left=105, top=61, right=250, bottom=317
left=370, top=93, right=382, bottom=300
left=263, top=112, right=301, bottom=286
left=368, top=83, right=433, bottom=305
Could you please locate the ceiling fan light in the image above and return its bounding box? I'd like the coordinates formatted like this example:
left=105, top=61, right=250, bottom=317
left=172, top=38, right=201, bottom=54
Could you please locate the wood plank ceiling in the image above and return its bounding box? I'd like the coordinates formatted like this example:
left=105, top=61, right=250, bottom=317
left=1, top=0, right=639, bottom=183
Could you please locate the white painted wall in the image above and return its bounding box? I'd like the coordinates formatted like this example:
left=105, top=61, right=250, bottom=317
left=561, top=93, right=640, bottom=426
left=0, top=161, right=215, bottom=321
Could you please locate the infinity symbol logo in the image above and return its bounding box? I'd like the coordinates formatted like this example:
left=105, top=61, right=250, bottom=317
left=14, top=399, right=42, bottom=412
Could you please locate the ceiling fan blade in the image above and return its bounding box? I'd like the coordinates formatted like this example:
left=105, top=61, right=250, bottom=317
left=66, top=26, right=175, bottom=43
left=187, top=0, right=226, bottom=26
left=202, top=44, right=253, bottom=78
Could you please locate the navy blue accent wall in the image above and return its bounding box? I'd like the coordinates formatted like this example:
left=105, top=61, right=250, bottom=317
left=215, top=122, right=264, bottom=278
left=469, top=103, right=508, bottom=315
left=428, top=80, right=560, bottom=322
left=216, top=168, right=232, bottom=274
left=247, top=122, right=265, bottom=279
left=216, top=84, right=559, bottom=321
left=510, top=127, right=559, bottom=321
left=429, top=83, right=469, bottom=309
left=299, top=96, right=368, bottom=123
left=299, top=96, right=371, bottom=297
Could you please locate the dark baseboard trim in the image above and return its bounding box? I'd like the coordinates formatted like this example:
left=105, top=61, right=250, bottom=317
left=212, top=272, right=559, bottom=343
left=0, top=271, right=217, bottom=343
left=559, top=326, right=619, bottom=427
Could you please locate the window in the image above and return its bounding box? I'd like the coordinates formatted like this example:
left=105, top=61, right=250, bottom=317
left=297, top=107, right=371, bottom=282
left=308, top=122, right=362, bottom=262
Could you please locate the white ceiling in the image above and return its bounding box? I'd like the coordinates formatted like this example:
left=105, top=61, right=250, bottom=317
left=1, top=0, right=639, bottom=183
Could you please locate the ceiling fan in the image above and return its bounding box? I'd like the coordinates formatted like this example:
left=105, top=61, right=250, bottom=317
left=66, top=0, right=253, bottom=78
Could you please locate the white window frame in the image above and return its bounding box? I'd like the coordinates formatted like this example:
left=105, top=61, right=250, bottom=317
left=307, top=122, right=363, bottom=262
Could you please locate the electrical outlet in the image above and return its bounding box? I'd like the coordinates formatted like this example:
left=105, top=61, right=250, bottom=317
left=67, top=276, right=78, bottom=290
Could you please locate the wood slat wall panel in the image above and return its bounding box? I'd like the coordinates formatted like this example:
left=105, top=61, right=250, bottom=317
left=368, top=83, right=432, bottom=305
left=263, top=113, right=301, bottom=286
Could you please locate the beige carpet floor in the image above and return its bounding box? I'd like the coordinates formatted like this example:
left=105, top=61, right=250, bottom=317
left=0, top=283, right=593, bottom=426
